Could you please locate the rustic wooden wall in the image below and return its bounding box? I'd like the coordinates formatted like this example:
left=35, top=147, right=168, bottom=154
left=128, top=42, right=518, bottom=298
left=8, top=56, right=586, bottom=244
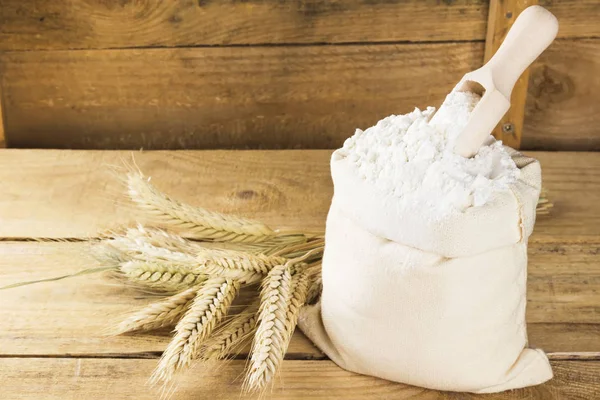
left=0, top=0, right=597, bottom=150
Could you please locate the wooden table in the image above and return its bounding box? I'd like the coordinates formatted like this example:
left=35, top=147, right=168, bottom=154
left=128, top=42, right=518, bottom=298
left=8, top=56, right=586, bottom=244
left=1, top=149, right=599, bottom=399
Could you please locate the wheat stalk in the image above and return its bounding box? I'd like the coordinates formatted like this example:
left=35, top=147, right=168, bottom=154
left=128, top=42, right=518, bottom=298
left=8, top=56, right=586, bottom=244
left=244, top=264, right=293, bottom=392
left=152, top=277, right=240, bottom=384
left=127, top=173, right=275, bottom=243
left=113, top=286, right=198, bottom=334
left=202, top=300, right=260, bottom=361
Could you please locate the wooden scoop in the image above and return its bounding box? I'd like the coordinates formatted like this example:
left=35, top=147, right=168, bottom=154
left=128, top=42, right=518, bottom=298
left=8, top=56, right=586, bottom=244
left=451, top=5, right=559, bottom=158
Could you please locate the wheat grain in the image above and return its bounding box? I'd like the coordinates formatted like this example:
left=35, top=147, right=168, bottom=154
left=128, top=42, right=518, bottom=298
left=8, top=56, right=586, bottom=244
left=202, top=300, right=260, bottom=361
left=113, top=287, right=198, bottom=334
left=127, top=173, right=275, bottom=242
left=152, top=277, right=240, bottom=384
left=244, top=264, right=293, bottom=392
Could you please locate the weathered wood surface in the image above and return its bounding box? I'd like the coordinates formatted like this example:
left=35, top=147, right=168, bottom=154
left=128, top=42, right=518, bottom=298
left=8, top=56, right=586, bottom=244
left=0, top=150, right=599, bottom=240
left=524, top=39, right=600, bottom=151
left=1, top=358, right=599, bottom=400
left=0, top=0, right=596, bottom=51
left=1, top=149, right=599, bottom=399
left=0, top=0, right=490, bottom=50
left=1, top=39, right=598, bottom=151
left=0, top=43, right=483, bottom=149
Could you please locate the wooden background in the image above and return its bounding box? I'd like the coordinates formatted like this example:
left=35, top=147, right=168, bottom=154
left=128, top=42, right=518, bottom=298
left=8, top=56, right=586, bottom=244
left=0, top=0, right=598, bottom=150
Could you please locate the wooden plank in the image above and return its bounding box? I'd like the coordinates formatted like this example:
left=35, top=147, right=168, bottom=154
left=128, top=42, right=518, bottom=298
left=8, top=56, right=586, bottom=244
left=523, top=39, right=600, bottom=151
left=483, top=0, right=537, bottom=149
left=0, top=43, right=483, bottom=150
left=527, top=242, right=600, bottom=324
left=529, top=324, right=600, bottom=353
left=0, top=0, right=489, bottom=51
left=0, top=241, right=322, bottom=358
left=1, top=237, right=599, bottom=356
left=0, top=150, right=599, bottom=241
left=0, top=1, right=596, bottom=52
left=0, top=150, right=333, bottom=238
left=542, top=0, right=600, bottom=39
left=1, top=358, right=598, bottom=399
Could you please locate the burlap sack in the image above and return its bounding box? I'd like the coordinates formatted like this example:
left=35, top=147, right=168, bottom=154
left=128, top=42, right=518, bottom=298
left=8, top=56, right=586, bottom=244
left=298, top=147, right=553, bottom=393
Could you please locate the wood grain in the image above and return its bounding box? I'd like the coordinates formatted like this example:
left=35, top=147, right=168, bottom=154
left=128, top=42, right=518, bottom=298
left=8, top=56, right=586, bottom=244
left=0, top=1, right=596, bottom=51
left=540, top=0, right=600, bottom=39
left=0, top=43, right=483, bottom=150
left=523, top=39, right=600, bottom=151
left=0, top=150, right=333, bottom=237
left=0, top=150, right=599, bottom=240
left=1, top=240, right=598, bottom=356
left=483, top=0, right=538, bottom=149
left=0, top=0, right=489, bottom=51
left=1, top=358, right=599, bottom=400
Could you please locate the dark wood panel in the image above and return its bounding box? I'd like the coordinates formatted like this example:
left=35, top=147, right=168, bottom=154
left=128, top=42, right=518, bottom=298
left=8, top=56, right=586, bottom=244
left=523, top=39, right=600, bottom=151
left=0, top=0, right=489, bottom=51
left=0, top=43, right=483, bottom=149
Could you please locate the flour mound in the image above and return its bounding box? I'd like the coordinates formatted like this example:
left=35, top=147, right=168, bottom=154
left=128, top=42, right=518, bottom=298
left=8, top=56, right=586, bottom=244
left=339, top=92, right=520, bottom=218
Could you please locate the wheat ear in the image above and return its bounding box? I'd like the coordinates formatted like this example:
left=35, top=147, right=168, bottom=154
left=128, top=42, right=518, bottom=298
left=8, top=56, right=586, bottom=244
left=244, top=264, right=293, bottom=392
left=119, top=260, right=206, bottom=292
left=285, top=269, right=311, bottom=338
left=536, top=188, right=553, bottom=216
left=306, top=273, right=323, bottom=304
left=109, top=236, right=266, bottom=284
left=113, top=287, right=198, bottom=334
left=119, top=225, right=203, bottom=254
left=152, top=277, right=240, bottom=384
left=197, top=248, right=286, bottom=274
left=202, top=300, right=260, bottom=361
left=127, top=173, right=274, bottom=242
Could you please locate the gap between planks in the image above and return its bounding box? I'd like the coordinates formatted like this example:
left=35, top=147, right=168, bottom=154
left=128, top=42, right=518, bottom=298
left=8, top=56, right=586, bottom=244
left=0, top=352, right=597, bottom=361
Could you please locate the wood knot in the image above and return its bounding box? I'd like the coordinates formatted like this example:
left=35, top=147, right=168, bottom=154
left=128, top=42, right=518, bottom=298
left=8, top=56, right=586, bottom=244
left=237, top=190, right=257, bottom=200
left=528, top=65, right=574, bottom=111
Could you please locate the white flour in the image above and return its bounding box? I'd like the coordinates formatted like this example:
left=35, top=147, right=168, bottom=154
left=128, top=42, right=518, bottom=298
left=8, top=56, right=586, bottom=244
left=339, top=91, right=520, bottom=218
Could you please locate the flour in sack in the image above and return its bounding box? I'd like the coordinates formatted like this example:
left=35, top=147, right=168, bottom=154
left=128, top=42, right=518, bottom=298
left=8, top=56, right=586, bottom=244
left=340, top=91, right=520, bottom=218
left=298, top=91, right=553, bottom=393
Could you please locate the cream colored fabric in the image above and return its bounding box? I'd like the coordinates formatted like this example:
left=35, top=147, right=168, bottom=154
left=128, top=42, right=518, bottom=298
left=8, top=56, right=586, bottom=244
left=298, top=148, right=552, bottom=393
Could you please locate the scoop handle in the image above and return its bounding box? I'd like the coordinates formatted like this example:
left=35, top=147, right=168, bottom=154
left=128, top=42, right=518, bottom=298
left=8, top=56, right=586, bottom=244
left=486, top=5, right=558, bottom=99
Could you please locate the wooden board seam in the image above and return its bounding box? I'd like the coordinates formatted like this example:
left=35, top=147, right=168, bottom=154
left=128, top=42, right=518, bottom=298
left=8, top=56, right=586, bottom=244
left=0, top=352, right=596, bottom=361
left=1, top=38, right=486, bottom=54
